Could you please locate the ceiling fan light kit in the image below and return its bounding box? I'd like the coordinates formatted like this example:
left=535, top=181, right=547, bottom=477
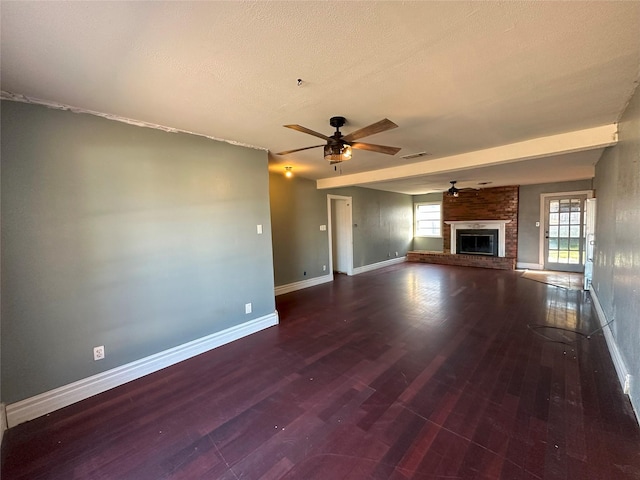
left=276, top=116, right=400, bottom=166
left=324, top=116, right=351, bottom=163
left=324, top=143, right=352, bottom=163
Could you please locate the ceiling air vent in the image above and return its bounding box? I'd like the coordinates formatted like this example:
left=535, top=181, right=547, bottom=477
left=400, top=151, right=430, bottom=160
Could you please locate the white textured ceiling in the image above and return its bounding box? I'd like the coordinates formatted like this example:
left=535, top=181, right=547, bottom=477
left=2, top=1, right=639, bottom=194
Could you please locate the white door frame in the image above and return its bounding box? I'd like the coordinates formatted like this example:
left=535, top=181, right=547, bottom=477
left=538, top=190, right=593, bottom=269
left=327, top=194, right=354, bottom=276
left=584, top=198, right=597, bottom=290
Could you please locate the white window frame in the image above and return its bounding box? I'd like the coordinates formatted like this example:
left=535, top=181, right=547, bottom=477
left=414, top=202, right=442, bottom=238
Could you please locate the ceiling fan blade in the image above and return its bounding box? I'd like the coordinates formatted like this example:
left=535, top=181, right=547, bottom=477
left=275, top=144, right=324, bottom=156
left=284, top=124, right=333, bottom=141
left=350, top=142, right=401, bottom=155
left=342, top=118, right=398, bottom=142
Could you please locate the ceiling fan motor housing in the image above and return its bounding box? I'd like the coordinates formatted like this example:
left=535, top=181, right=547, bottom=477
left=329, top=116, right=346, bottom=129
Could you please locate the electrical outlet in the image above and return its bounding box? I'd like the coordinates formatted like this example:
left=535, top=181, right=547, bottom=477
left=395, top=252, right=398, bottom=257
left=93, top=346, right=105, bottom=361
left=323, top=265, right=326, bottom=271
left=245, top=303, right=252, bottom=314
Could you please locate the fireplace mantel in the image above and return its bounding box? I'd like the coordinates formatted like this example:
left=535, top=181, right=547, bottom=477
left=444, top=220, right=511, bottom=257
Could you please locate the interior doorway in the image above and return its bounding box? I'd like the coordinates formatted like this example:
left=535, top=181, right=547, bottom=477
left=327, top=195, right=353, bottom=276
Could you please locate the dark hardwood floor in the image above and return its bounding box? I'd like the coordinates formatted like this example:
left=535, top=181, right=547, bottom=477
left=2, top=263, right=639, bottom=479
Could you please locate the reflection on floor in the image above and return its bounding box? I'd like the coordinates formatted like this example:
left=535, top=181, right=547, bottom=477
left=4, top=264, right=638, bottom=479
left=521, top=269, right=584, bottom=290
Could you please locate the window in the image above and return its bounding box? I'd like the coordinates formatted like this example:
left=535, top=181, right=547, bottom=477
left=415, top=202, right=442, bottom=237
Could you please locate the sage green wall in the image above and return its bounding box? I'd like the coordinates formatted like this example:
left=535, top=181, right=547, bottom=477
left=1, top=159, right=2, bottom=412
left=269, top=174, right=413, bottom=286
left=1, top=101, right=275, bottom=404
left=593, top=83, right=640, bottom=417
left=411, top=192, right=444, bottom=252
left=517, top=180, right=593, bottom=266
left=325, top=186, right=413, bottom=269
left=269, top=173, right=329, bottom=286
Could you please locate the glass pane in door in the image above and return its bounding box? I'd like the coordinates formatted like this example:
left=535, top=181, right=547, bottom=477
left=544, top=194, right=587, bottom=273
left=547, top=199, right=583, bottom=264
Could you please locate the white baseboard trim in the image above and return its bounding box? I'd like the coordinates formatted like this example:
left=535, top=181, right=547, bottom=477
left=275, top=273, right=333, bottom=296
left=589, top=287, right=630, bottom=395
left=1, top=403, right=7, bottom=445
left=516, top=262, right=543, bottom=270
left=6, top=312, right=279, bottom=428
left=352, top=256, right=406, bottom=276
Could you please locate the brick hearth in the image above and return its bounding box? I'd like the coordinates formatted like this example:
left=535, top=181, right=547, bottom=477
left=407, top=251, right=516, bottom=270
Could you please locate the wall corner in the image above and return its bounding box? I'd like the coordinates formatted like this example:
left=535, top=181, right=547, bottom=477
left=1, top=403, right=7, bottom=445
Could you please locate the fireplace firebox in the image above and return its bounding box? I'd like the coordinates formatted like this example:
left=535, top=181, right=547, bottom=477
left=456, top=229, right=499, bottom=256
left=445, top=220, right=511, bottom=257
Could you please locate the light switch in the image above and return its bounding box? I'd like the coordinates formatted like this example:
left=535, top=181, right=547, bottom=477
left=320, top=225, right=327, bottom=231
left=257, top=224, right=263, bottom=234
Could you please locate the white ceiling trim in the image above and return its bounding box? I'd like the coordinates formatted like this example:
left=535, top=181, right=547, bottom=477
left=0, top=91, right=268, bottom=152
left=316, top=125, right=618, bottom=190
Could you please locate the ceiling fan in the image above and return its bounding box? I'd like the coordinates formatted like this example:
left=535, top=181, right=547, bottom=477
left=276, top=116, right=401, bottom=164
left=445, top=181, right=483, bottom=197
left=447, top=181, right=460, bottom=197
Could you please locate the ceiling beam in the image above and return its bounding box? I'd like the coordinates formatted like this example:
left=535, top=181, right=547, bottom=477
left=316, top=124, right=618, bottom=190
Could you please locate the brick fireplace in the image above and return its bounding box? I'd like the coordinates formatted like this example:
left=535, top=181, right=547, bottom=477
left=408, top=185, right=519, bottom=270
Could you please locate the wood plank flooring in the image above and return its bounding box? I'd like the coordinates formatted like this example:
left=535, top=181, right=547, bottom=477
left=520, top=270, right=584, bottom=291
left=2, top=263, right=639, bottom=479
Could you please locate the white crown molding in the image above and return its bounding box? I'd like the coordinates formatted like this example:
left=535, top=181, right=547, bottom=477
left=6, top=312, right=278, bottom=428
left=316, top=125, right=618, bottom=190
left=0, top=90, right=267, bottom=151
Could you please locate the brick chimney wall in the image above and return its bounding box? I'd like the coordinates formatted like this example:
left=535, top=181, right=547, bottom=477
left=442, top=185, right=519, bottom=258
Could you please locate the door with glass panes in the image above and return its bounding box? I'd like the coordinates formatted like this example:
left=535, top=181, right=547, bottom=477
left=543, top=194, right=588, bottom=272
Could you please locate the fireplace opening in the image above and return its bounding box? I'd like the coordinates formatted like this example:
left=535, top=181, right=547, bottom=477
left=456, top=229, right=499, bottom=256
